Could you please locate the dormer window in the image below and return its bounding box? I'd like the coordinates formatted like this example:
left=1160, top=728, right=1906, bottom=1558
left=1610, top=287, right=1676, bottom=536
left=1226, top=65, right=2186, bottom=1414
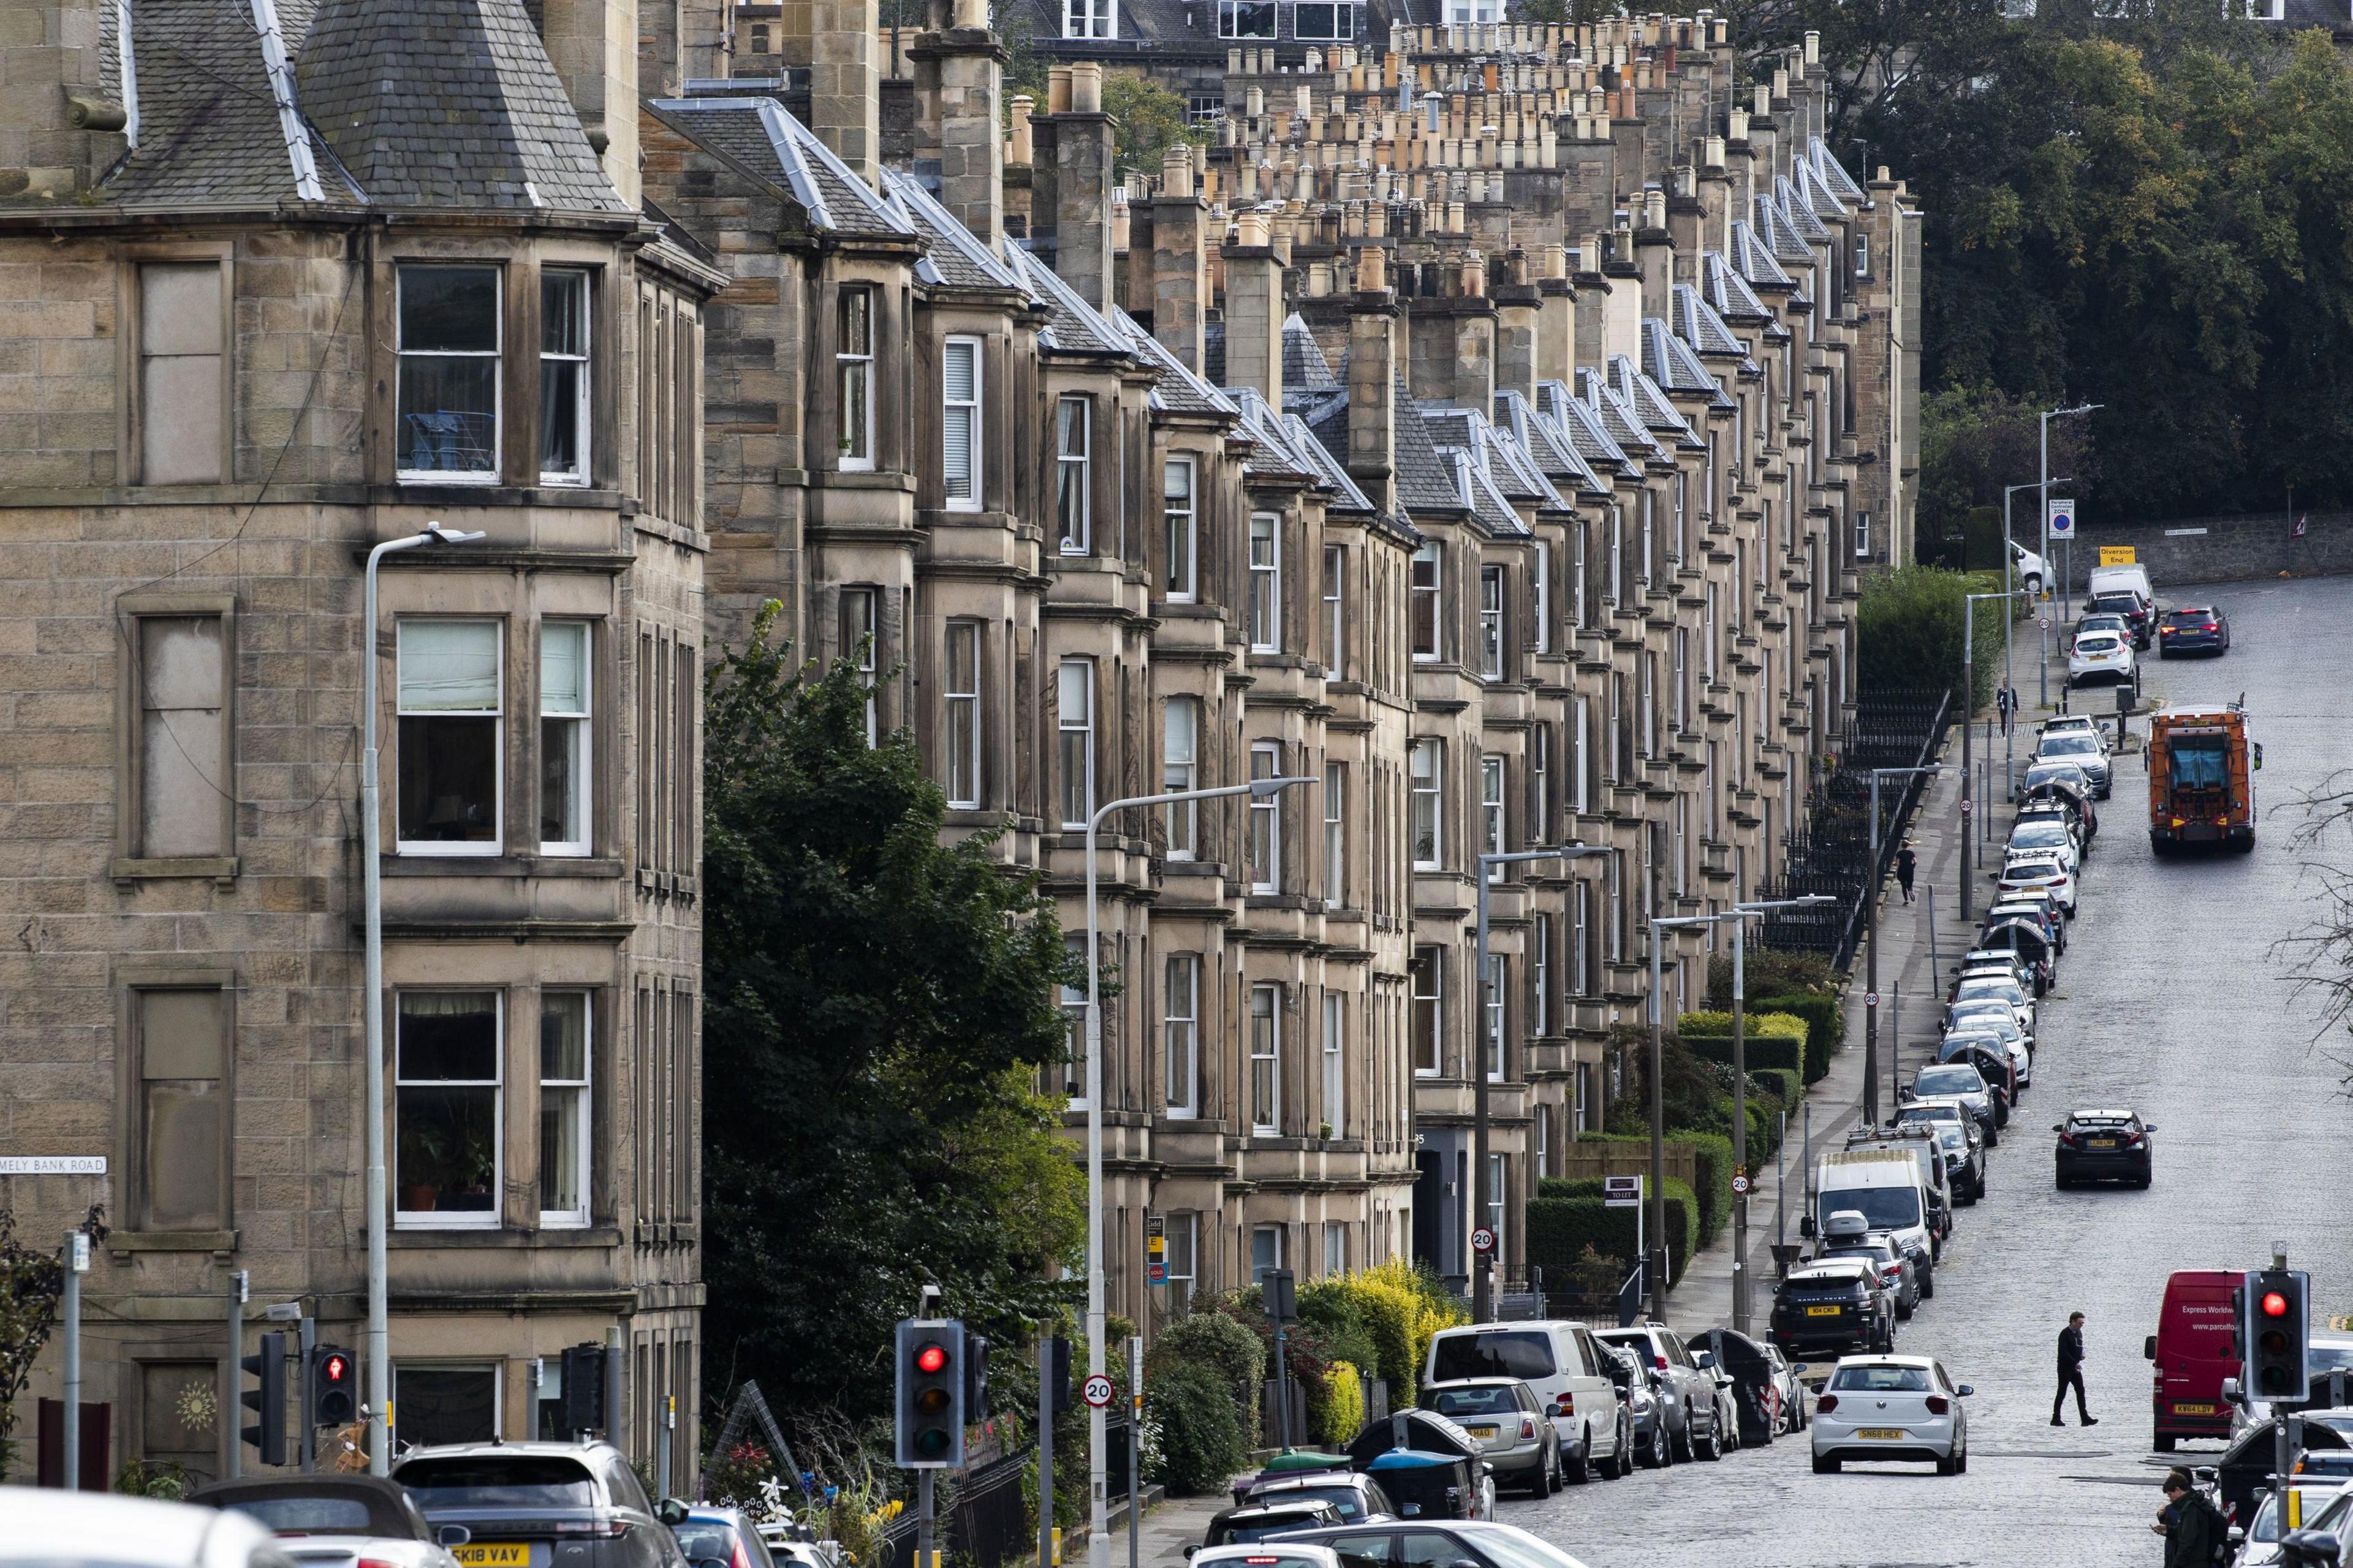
left=398, top=266, right=501, bottom=482
left=1293, top=0, right=1358, bottom=40
left=1218, top=0, right=1275, bottom=37
left=1064, top=0, right=1115, bottom=37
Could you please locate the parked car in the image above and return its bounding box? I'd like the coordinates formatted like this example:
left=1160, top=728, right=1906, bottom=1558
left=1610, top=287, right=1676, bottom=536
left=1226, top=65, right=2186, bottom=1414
left=1896, top=1099, right=1988, bottom=1202
left=674, top=1509, right=779, bottom=1568
left=1689, top=1327, right=1787, bottom=1447
left=2008, top=817, right=2083, bottom=876
left=1770, top=1259, right=1895, bottom=1358
left=1271, top=1520, right=1594, bottom=1568
left=188, top=1476, right=468, bottom=1568
left=1205, top=1501, right=1349, bottom=1547
left=1240, top=1474, right=1395, bottom=1524
left=1764, top=1344, right=1809, bottom=1433
left=1595, top=1340, right=1669, bottom=1470
left=2234, top=1336, right=2353, bottom=1434
left=2035, top=730, right=2114, bottom=797
left=2053, top=1107, right=2155, bottom=1188
left=2011, top=538, right=2050, bottom=594
left=2218, top=1418, right=2353, bottom=1526
left=1944, top=1013, right=2033, bottom=1090
left=1938, top=1037, right=2019, bottom=1121
left=1810, top=1355, right=1974, bottom=1475
left=1815, top=1226, right=1922, bottom=1320
left=1996, top=857, right=2078, bottom=920
left=0, top=1489, right=297, bottom=1568
left=1186, top=1545, right=1345, bottom=1568
left=2075, top=612, right=2131, bottom=644
left=2069, top=627, right=2138, bottom=687
left=1421, top=1321, right=1627, bottom=1480
left=393, top=1442, right=689, bottom=1568
left=2160, top=604, right=2232, bottom=656
left=1911, top=1062, right=1998, bottom=1143
left=2149, top=1268, right=2245, bottom=1452
left=2023, top=759, right=2099, bottom=805
left=2236, top=1483, right=2353, bottom=1567
left=1419, top=1379, right=1559, bottom=1495
left=2042, top=713, right=2111, bottom=749
left=2085, top=586, right=2154, bottom=648
left=1594, top=1324, right=1728, bottom=1463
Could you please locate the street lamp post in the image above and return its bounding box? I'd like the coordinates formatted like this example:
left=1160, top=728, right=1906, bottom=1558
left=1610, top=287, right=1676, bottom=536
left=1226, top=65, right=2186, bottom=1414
left=1960, top=591, right=2022, bottom=930
left=2040, top=403, right=2101, bottom=623
left=1472, top=845, right=1607, bottom=1323
left=1865, top=766, right=1953, bottom=1127
left=1726, top=896, right=1833, bottom=1335
left=361, top=522, right=484, bottom=1472
left=2004, top=479, right=2064, bottom=791
left=1646, top=914, right=1713, bottom=1320
left=1083, top=771, right=1309, bottom=1568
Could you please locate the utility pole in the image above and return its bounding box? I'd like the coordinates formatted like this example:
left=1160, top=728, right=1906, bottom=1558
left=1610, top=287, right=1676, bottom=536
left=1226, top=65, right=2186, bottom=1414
left=226, top=1268, right=248, bottom=1479
left=63, top=1229, right=88, bottom=1490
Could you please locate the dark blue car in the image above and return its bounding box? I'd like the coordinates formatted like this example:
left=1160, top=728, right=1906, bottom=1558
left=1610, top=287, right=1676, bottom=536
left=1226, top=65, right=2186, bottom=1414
left=2158, top=604, right=2230, bottom=656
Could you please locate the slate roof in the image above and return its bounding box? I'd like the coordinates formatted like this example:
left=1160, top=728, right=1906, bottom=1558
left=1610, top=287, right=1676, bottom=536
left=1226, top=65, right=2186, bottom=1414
left=1231, top=386, right=1317, bottom=482
left=1203, top=320, right=1227, bottom=386
left=650, top=96, right=913, bottom=239
left=1643, top=316, right=1733, bottom=410
left=1495, top=388, right=1608, bottom=499
left=1795, top=157, right=1849, bottom=223
left=1607, top=355, right=1705, bottom=448
left=1010, top=244, right=1132, bottom=357
left=1703, top=249, right=1776, bottom=326
left=1673, top=281, right=1751, bottom=363
left=1282, top=412, right=1377, bottom=513
left=1755, top=192, right=1819, bottom=267
left=1730, top=218, right=1803, bottom=303
left=298, top=0, right=624, bottom=211
left=879, top=167, right=1027, bottom=290
left=1283, top=314, right=1341, bottom=396
left=1578, top=367, right=1674, bottom=467
left=1106, top=305, right=1237, bottom=417
left=1538, top=379, right=1640, bottom=483
left=1810, top=137, right=1869, bottom=205
left=1390, top=379, right=1471, bottom=517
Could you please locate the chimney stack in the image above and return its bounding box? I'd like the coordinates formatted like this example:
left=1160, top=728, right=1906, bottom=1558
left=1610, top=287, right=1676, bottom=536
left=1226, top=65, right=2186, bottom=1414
left=912, top=0, right=1005, bottom=247
left=539, top=0, right=642, bottom=203
left=1055, top=62, right=1115, bottom=309
left=1222, top=207, right=1286, bottom=404
left=1347, top=246, right=1399, bottom=512
left=1152, top=146, right=1208, bottom=373
left=0, top=0, right=123, bottom=199
left=808, top=0, right=882, bottom=184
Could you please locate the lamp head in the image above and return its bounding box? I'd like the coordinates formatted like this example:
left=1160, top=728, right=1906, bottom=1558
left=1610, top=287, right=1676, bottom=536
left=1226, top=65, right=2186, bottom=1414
left=424, top=522, right=488, bottom=545
left=1249, top=774, right=1317, bottom=800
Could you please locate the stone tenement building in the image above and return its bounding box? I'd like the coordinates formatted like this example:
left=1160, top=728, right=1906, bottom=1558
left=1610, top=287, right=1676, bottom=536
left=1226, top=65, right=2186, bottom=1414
left=1, top=0, right=721, bottom=1490
left=654, top=2, right=1917, bottom=1325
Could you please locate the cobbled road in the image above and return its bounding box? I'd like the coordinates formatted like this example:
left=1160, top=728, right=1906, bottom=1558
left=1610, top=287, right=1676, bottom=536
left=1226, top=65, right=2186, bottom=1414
left=1506, top=575, right=2353, bottom=1567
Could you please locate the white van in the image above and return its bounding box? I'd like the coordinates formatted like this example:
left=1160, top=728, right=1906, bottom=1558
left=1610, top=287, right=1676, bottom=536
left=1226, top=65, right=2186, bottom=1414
left=2088, top=562, right=2155, bottom=605
left=1811, top=1149, right=1936, bottom=1294
left=1422, top=1321, right=1631, bottom=1479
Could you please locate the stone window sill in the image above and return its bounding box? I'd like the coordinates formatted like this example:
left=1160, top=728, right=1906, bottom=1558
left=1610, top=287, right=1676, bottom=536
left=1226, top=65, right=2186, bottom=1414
left=110, top=1230, right=238, bottom=1253
left=388, top=1226, right=623, bottom=1249
left=112, top=856, right=238, bottom=885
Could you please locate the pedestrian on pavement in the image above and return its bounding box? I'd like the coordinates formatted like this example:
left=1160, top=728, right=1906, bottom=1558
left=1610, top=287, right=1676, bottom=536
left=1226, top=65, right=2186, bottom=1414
left=2153, top=1468, right=2223, bottom=1568
left=1896, top=846, right=1917, bottom=905
left=1998, top=683, right=2017, bottom=737
left=2053, top=1310, right=2097, bottom=1426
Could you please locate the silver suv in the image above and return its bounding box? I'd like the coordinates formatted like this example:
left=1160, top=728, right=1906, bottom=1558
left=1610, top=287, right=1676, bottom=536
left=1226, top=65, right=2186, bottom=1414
left=1594, top=1324, right=1730, bottom=1463
left=395, top=1441, right=688, bottom=1568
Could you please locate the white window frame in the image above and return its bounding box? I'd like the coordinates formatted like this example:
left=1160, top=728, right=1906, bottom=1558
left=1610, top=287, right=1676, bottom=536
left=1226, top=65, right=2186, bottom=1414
left=944, top=619, right=982, bottom=808
left=1572, top=880, right=1593, bottom=997
left=1855, top=508, right=1873, bottom=559
left=394, top=991, right=504, bottom=1232
left=1064, top=0, right=1115, bottom=37
left=1294, top=0, right=1358, bottom=39
left=1411, top=542, right=1442, bottom=662
left=1249, top=741, right=1281, bottom=894
left=1322, top=1220, right=1347, bottom=1275
left=1162, top=695, right=1198, bottom=858
left=1250, top=983, right=1281, bottom=1134
left=1061, top=936, right=1088, bottom=1109
left=1320, top=988, right=1344, bottom=1134
left=1251, top=1222, right=1284, bottom=1284
left=1058, top=658, right=1094, bottom=830
left=1574, top=694, right=1591, bottom=816
left=1163, top=456, right=1196, bottom=600
left=1481, top=754, right=1505, bottom=880
left=538, top=990, right=592, bottom=1228
left=1855, top=232, right=1871, bottom=276
left=396, top=265, right=502, bottom=486
left=1324, top=543, right=1345, bottom=675
left=1534, top=912, right=1551, bottom=1037
left=1248, top=513, right=1282, bottom=653
left=836, top=286, right=875, bottom=472
left=1056, top=395, right=1091, bottom=554
left=1412, top=945, right=1441, bottom=1077
left=1164, top=954, right=1199, bottom=1117
left=942, top=336, right=983, bottom=510
left=1487, top=1150, right=1506, bottom=1249
left=841, top=587, right=879, bottom=746
left=1478, top=564, right=1505, bottom=679
left=1164, top=1211, right=1199, bottom=1297
left=1219, top=0, right=1276, bottom=36
left=539, top=268, right=591, bottom=488
left=1531, top=722, right=1550, bottom=846
left=538, top=621, right=591, bottom=857
left=396, top=619, right=504, bottom=858
left=1410, top=737, right=1442, bottom=870
left=1484, top=953, right=1505, bottom=1082
left=1532, top=540, right=1550, bottom=654
left=1323, top=762, right=1345, bottom=911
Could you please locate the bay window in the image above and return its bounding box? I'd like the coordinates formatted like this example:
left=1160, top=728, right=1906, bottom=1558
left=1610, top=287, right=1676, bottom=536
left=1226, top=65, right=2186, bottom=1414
left=1411, top=542, right=1441, bottom=660
left=1164, top=457, right=1195, bottom=599
left=1162, top=695, right=1198, bottom=857
left=538, top=621, right=590, bottom=855
left=396, top=992, right=502, bottom=1227
left=1410, top=738, right=1442, bottom=869
left=837, top=287, right=874, bottom=470
left=1056, top=396, right=1091, bottom=553
left=945, top=621, right=981, bottom=808
left=397, top=265, right=500, bottom=481
left=1411, top=945, right=1441, bottom=1075
left=1250, top=983, right=1281, bottom=1132
left=943, top=336, right=982, bottom=509
left=539, top=268, right=590, bottom=485
left=1164, top=955, right=1198, bottom=1116
left=1249, top=513, right=1281, bottom=652
left=1481, top=755, right=1504, bottom=879
left=398, top=621, right=502, bottom=854
left=1249, top=742, right=1280, bottom=893
left=1479, top=565, right=1505, bottom=678
left=1058, top=659, right=1093, bottom=829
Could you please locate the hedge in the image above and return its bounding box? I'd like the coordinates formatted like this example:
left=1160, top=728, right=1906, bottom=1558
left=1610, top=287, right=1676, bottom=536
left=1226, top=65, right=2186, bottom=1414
left=1526, top=1177, right=1699, bottom=1289
left=1748, top=1067, right=1803, bottom=1119
left=1756, top=993, right=1843, bottom=1083
left=1148, top=1311, right=1265, bottom=1449
left=1146, top=1361, right=1247, bottom=1495
left=1552, top=1131, right=1730, bottom=1247
left=1681, top=1032, right=1805, bottom=1076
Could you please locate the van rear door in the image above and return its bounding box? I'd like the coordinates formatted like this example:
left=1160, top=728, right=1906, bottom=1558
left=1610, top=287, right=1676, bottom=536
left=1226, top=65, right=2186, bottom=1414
left=2154, top=1269, right=2240, bottom=1441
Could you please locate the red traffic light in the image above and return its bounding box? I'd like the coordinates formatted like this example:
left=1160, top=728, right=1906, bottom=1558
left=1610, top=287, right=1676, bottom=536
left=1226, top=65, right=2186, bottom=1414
left=2264, top=1291, right=2289, bottom=1317
left=916, top=1343, right=949, bottom=1375
left=323, top=1354, right=348, bottom=1382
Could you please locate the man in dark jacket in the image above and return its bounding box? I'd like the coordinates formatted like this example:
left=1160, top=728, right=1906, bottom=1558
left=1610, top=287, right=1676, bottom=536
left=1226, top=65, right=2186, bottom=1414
left=2155, top=1468, right=2221, bottom=1568
left=2053, top=1311, right=2097, bottom=1425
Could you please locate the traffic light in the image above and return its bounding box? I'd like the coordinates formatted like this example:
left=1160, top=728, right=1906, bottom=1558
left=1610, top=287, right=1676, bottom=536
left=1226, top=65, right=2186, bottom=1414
left=895, top=1319, right=966, bottom=1469
left=2246, top=1268, right=2311, bottom=1403
left=964, top=1333, right=990, bottom=1417
left=312, top=1344, right=356, bottom=1428
left=561, top=1343, right=608, bottom=1436
left=1047, top=1335, right=1072, bottom=1417
left=241, top=1331, right=287, bottom=1466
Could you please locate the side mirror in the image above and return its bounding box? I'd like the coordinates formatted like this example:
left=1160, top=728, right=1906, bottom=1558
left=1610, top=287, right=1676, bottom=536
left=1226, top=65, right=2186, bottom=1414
left=2145, top=1335, right=2159, bottom=1361
left=1693, top=1350, right=1716, bottom=1370
left=2229, top=1526, right=2246, bottom=1547
left=437, top=1526, right=474, bottom=1548
left=1799, top=1214, right=1817, bottom=1239
left=658, top=1499, right=692, bottom=1528
left=1184, top=1548, right=1199, bottom=1559
left=2144, top=1123, right=2159, bottom=1133
left=1957, top=1385, right=1974, bottom=1397
left=2053, top=1123, right=2066, bottom=1133
left=2255, top=744, right=2265, bottom=771
left=2279, top=1528, right=2339, bottom=1567
left=2223, top=1376, right=2243, bottom=1404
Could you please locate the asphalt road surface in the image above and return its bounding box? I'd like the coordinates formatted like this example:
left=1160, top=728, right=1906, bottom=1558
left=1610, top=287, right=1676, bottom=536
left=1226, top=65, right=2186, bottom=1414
left=1509, top=575, right=2353, bottom=1567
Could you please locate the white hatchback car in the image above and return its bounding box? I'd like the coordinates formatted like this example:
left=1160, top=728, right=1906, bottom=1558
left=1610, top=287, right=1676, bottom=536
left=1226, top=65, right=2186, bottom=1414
left=2069, top=629, right=2136, bottom=687
left=1810, top=1354, right=1973, bottom=1475
left=1188, top=1546, right=1346, bottom=1568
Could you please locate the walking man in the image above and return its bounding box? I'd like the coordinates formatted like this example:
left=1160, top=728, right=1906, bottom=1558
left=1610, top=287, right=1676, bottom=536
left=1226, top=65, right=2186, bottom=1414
left=1896, top=846, right=1917, bottom=906
left=1998, top=682, right=2017, bottom=738
left=2053, top=1310, right=2097, bottom=1426
left=2154, top=1468, right=2221, bottom=1567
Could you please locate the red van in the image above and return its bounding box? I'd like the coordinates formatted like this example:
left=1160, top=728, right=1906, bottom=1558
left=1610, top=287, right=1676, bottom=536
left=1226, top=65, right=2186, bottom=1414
left=2146, top=1269, right=2240, bottom=1449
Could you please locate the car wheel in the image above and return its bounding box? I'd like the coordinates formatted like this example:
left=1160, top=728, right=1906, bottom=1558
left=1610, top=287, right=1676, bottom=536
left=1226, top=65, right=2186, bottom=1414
left=1938, top=1453, right=1958, bottom=1477
left=1672, top=1414, right=1696, bottom=1464
left=2055, top=1172, right=2071, bottom=1189
left=1612, top=1412, right=1634, bottom=1477
left=1957, top=1444, right=1968, bottom=1475
left=1921, top=1270, right=1936, bottom=1301
left=1646, top=1424, right=1672, bottom=1469
left=2137, top=1172, right=2152, bottom=1189
left=1985, top=1125, right=1999, bottom=1149
left=1564, top=1432, right=1591, bottom=1487
left=1813, top=1455, right=1841, bottom=1474
left=1544, top=1446, right=1563, bottom=1495
left=2156, top=1434, right=2177, bottom=1453
left=1896, top=1297, right=1914, bottom=1322
left=1699, top=1414, right=1723, bottom=1462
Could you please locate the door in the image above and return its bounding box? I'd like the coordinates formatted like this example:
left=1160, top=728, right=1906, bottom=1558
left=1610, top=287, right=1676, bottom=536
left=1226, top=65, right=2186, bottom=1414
left=1412, top=1154, right=1443, bottom=1268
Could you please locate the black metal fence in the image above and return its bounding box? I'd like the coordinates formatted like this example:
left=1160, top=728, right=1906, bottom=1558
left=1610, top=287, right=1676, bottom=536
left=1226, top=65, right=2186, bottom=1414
left=1755, top=688, right=1954, bottom=968
left=874, top=1445, right=1060, bottom=1568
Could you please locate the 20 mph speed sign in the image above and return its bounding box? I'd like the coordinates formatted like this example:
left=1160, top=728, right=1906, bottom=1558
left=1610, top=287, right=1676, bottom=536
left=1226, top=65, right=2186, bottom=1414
left=1082, top=1374, right=1115, bottom=1409
left=1471, top=1226, right=1496, bottom=1255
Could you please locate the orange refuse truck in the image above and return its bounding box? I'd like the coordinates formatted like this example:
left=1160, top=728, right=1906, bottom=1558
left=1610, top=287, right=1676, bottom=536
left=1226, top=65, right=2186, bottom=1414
left=2146, top=702, right=2259, bottom=853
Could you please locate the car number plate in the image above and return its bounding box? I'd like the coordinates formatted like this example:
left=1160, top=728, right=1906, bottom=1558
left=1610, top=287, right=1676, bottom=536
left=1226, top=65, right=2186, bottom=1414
left=2089, top=1137, right=2118, bottom=1148
left=1466, top=1425, right=1496, bottom=1439
left=2175, top=1403, right=2217, bottom=1415
left=1857, top=1428, right=1907, bottom=1441
left=1805, top=1305, right=1841, bottom=1317
left=454, top=1548, right=531, bottom=1568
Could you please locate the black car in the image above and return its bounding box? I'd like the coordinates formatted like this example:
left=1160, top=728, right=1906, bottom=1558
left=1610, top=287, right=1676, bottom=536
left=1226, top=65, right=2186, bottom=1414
left=1204, top=1500, right=1347, bottom=1546
left=394, top=1441, right=689, bottom=1568
left=2086, top=589, right=2153, bottom=648
left=1240, top=1472, right=1395, bottom=1524
left=2159, top=604, right=2230, bottom=656
left=1770, top=1259, right=1893, bottom=1358
left=2054, top=1108, right=2156, bottom=1188
left=1688, top=1328, right=1782, bottom=1447
left=2218, top=1417, right=2353, bottom=1527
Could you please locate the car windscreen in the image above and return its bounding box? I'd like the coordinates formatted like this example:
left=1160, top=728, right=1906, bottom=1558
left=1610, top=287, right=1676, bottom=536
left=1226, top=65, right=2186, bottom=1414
left=1829, top=1364, right=1930, bottom=1393
left=220, top=1496, right=381, bottom=1533
left=2040, top=735, right=2099, bottom=757
left=1430, top=1331, right=1555, bottom=1382
left=393, top=1456, right=599, bottom=1509
left=2011, top=823, right=2071, bottom=849
left=1915, top=1066, right=1983, bottom=1096
left=1820, top=1244, right=1892, bottom=1267
left=1425, top=1386, right=1518, bottom=1417
left=679, top=1524, right=759, bottom=1567
left=2166, top=610, right=2213, bottom=624
left=2088, top=594, right=2142, bottom=615
left=1216, top=1513, right=1325, bottom=1544
left=1816, top=1186, right=1920, bottom=1230
left=1956, top=980, right=2025, bottom=1004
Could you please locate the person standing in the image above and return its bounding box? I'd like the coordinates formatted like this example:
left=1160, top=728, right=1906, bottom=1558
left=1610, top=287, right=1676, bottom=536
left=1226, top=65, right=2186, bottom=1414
left=2154, top=1468, right=2221, bottom=1568
left=1998, top=682, right=2017, bottom=737
left=1895, top=846, right=1917, bottom=906
left=2053, top=1311, right=2096, bottom=1426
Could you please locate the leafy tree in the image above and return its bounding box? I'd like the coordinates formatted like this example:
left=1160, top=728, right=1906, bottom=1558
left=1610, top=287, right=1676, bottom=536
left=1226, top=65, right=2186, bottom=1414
left=0, top=1206, right=104, bottom=1483
left=699, top=604, right=1084, bottom=1439
left=1101, top=75, right=1207, bottom=184
left=1856, top=565, right=2007, bottom=707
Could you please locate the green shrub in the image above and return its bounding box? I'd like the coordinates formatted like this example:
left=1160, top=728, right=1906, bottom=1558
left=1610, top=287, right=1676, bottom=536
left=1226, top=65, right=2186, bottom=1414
left=1748, top=1066, right=1802, bottom=1112
left=1681, top=1032, right=1805, bottom=1075
left=1297, top=1279, right=1381, bottom=1373
left=1525, top=1178, right=1699, bottom=1289
left=1857, top=564, right=2004, bottom=709
left=1148, top=1311, right=1265, bottom=1448
left=1706, top=949, right=1840, bottom=1009
left=1677, top=1129, right=1734, bottom=1245
left=1146, top=1362, right=1246, bottom=1495
left=1317, top=1360, right=1366, bottom=1446
left=1756, top=994, right=1843, bottom=1083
